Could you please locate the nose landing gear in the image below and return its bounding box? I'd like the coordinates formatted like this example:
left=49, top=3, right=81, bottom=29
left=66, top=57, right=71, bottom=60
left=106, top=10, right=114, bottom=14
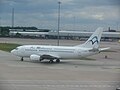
left=21, top=57, right=23, bottom=61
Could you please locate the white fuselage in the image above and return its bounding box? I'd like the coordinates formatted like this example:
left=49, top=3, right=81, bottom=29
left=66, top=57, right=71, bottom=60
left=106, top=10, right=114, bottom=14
left=11, top=27, right=106, bottom=62
left=11, top=45, right=98, bottom=59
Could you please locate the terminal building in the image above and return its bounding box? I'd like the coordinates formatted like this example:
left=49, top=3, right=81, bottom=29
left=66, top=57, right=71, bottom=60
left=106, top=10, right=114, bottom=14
left=9, top=28, right=120, bottom=40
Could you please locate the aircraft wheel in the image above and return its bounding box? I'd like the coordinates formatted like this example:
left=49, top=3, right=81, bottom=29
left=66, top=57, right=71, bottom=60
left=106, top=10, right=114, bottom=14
left=21, top=57, right=23, bottom=61
left=40, top=58, right=43, bottom=62
left=56, top=59, right=60, bottom=63
left=49, top=59, right=54, bottom=63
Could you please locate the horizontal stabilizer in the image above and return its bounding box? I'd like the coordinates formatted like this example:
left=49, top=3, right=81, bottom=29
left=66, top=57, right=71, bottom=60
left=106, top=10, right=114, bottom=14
left=99, top=47, right=110, bottom=52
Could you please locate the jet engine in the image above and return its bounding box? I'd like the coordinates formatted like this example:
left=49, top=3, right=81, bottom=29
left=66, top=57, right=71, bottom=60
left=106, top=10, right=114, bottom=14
left=30, top=54, right=40, bottom=61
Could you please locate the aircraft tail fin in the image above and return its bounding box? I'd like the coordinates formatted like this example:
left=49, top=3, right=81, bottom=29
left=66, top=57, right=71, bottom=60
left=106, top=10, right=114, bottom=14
left=76, top=27, right=103, bottom=49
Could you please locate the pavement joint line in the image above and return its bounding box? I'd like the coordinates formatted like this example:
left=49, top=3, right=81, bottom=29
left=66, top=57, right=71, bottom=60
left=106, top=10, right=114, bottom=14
left=0, top=80, right=119, bottom=88
left=0, top=79, right=120, bottom=82
left=0, top=80, right=120, bottom=82
left=0, top=84, right=119, bottom=88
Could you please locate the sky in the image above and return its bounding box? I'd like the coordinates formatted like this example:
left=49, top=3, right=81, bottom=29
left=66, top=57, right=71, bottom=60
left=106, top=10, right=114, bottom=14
left=0, top=0, right=120, bottom=31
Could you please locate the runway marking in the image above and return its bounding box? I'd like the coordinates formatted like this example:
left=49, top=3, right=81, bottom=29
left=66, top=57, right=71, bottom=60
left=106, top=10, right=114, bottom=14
left=0, top=80, right=119, bottom=88
left=0, top=80, right=120, bottom=82
left=0, top=84, right=119, bottom=88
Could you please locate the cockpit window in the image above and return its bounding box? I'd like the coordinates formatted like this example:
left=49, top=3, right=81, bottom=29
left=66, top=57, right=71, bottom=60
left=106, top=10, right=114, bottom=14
left=15, top=47, right=19, bottom=50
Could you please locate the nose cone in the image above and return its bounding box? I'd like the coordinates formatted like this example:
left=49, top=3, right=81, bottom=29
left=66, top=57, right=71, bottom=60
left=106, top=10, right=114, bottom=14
left=11, top=50, right=14, bottom=53
left=11, top=49, right=16, bottom=55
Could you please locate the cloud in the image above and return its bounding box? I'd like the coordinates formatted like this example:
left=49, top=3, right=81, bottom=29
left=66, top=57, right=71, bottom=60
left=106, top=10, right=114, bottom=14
left=79, top=6, right=119, bottom=21
left=0, top=0, right=120, bottom=30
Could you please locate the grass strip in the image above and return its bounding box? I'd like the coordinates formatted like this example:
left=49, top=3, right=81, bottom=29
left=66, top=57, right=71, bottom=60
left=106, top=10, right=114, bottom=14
left=0, top=43, right=21, bottom=52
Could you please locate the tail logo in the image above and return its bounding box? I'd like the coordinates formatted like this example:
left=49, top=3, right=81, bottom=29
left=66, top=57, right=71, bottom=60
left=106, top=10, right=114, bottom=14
left=89, top=36, right=99, bottom=45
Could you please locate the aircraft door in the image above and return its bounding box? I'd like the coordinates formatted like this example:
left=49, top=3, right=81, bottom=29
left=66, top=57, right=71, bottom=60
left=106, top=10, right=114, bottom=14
left=18, top=47, right=25, bottom=56
left=76, top=49, right=82, bottom=56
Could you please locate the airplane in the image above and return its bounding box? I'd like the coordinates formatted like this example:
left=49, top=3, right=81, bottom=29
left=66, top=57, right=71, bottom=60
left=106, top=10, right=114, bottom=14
left=11, top=27, right=109, bottom=63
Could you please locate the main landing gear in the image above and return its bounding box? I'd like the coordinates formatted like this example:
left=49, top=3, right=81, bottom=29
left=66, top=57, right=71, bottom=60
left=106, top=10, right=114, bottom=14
left=49, top=59, right=54, bottom=63
left=49, top=59, right=60, bottom=63
left=56, top=59, right=60, bottom=63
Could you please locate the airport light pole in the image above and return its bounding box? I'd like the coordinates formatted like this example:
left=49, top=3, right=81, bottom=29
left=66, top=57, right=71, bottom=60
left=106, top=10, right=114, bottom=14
left=12, top=8, right=14, bottom=28
left=0, top=17, right=1, bottom=34
left=0, top=17, right=1, bottom=26
left=57, top=1, right=61, bottom=46
left=116, top=22, right=119, bottom=31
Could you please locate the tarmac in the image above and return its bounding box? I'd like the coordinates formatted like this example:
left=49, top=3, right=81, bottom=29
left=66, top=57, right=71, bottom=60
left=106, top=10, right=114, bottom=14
left=0, top=38, right=120, bottom=90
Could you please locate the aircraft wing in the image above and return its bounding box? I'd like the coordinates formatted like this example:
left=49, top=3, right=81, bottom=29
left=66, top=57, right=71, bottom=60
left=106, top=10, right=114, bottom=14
left=40, top=53, right=60, bottom=59
left=99, top=47, right=110, bottom=52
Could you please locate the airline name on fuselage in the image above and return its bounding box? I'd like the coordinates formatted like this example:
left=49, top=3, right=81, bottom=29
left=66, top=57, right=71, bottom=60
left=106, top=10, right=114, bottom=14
left=25, top=46, right=75, bottom=53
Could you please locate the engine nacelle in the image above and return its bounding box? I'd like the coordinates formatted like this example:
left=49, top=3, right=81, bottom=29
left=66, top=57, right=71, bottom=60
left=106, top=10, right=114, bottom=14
left=30, top=54, right=40, bottom=61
